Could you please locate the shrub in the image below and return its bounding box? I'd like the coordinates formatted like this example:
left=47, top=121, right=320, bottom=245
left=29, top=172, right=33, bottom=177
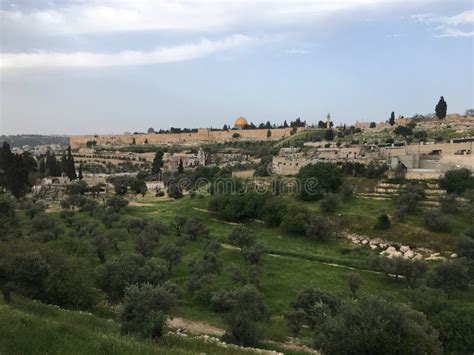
left=348, top=273, right=361, bottom=298
left=374, top=213, right=390, bottom=230
left=119, top=283, right=176, bottom=338
left=313, top=296, right=442, bottom=354
left=439, top=168, right=474, bottom=195
left=298, top=162, right=343, bottom=201
left=281, top=205, right=311, bottom=233
left=428, top=262, right=469, bottom=295
left=320, top=193, right=338, bottom=213
left=305, top=215, right=332, bottom=241
left=439, top=194, right=458, bottom=214
left=424, top=209, right=452, bottom=232
left=241, top=243, right=266, bottom=265
left=340, top=184, right=353, bottom=200
left=228, top=226, right=256, bottom=248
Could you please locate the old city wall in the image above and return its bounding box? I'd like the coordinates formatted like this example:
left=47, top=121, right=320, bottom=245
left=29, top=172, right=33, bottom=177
left=70, top=127, right=296, bottom=148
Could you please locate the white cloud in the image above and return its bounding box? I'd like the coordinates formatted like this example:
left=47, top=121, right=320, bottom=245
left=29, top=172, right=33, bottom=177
left=411, top=10, right=474, bottom=38
left=285, top=48, right=310, bottom=55
left=0, top=34, right=258, bottom=69
left=0, top=0, right=410, bottom=36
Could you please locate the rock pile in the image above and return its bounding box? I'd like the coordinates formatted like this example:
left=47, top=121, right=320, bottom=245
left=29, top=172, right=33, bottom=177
left=345, top=233, right=450, bottom=261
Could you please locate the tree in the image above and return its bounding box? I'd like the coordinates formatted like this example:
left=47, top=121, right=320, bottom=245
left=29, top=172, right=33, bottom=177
left=65, top=146, right=77, bottom=180
left=389, top=111, right=395, bottom=126
left=0, top=142, right=36, bottom=198
left=284, top=288, right=339, bottom=336
left=393, top=125, right=413, bottom=140
left=369, top=122, right=376, bottom=128
left=305, top=215, right=332, bottom=241
left=281, top=205, right=311, bottom=233
left=184, top=218, right=208, bottom=241
left=222, top=285, right=267, bottom=346
left=152, top=150, right=164, bottom=174
left=78, top=164, right=83, bottom=180
left=324, top=129, right=334, bottom=141
left=340, top=184, right=353, bottom=200
left=0, top=251, right=49, bottom=304
left=177, top=159, right=184, bottom=174
left=262, top=197, right=288, bottom=227
left=167, top=181, right=183, bottom=199
left=159, top=244, right=183, bottom=271
left=348, top=273, right=361, bottom=298
left=439, top=194, right=458, bottom=214
left=31, top=214, right=63, bottom=241
left=119, top=283, right=176, bottom=339
left=435, top=96, right=447, bottom=120
left=320, top=193, right=338, bottom=213
left=130, top=179, right=147, bottom=196
left=241, top=243, right=266, bottom=265
left=424, top=209, right=452, bottom=232
left=428, top=262, right=469, bottom=296
left=171, top=216, right=188, bottom=236
left=313, top=296, right=442, bottom=354
left=228, top=226, right=256, bottom=248
left=106, top=195, right=129, bottom=212
left=298, top=163, right=343, bottom=201
left=43, top=258, right=99, bottom=310
left=374, top=213, right=391, bottom=230
left=439, top=168, right=473, bottom=195
left=96, top=253, right=169, bottom=302
left=266, top=129, right=271, bottom=138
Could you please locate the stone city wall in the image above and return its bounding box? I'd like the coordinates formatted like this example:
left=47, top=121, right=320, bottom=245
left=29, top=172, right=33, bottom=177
left=70, top=127, right=298, bottom=148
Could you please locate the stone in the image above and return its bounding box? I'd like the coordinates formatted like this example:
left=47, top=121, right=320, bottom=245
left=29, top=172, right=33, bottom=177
left=370, top=244, right=378, bottom=250
left=361, top=239, right=368, bottom=245
left=404, top=250, right=415, bottom=258
left=450, top=253, right=457, bottom=258
left=400, top=245, right=410, bottom=253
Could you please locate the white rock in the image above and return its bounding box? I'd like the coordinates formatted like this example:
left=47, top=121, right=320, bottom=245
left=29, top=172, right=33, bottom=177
left=450, top=253, right=457, bottom=258
left=400, top=245, right=410, bottom=253
left=362, top=239, right=368, bottom=245
left=412, top=253, right=423, bottom=260
left=370, top=244, right=378, bottom=250
left=404, top=250, right=415, bottom=258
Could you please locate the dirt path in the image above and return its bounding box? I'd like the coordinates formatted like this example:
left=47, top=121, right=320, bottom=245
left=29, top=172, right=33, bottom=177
left=167, top=316, right=318, bottom=354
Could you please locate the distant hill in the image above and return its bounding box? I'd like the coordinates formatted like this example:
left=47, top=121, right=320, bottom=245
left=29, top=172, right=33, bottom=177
left=0, top=135, right=69, bottom=148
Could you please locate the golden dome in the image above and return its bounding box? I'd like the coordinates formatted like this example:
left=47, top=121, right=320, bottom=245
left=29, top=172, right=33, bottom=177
left=234, top=116, right=248, bottom=127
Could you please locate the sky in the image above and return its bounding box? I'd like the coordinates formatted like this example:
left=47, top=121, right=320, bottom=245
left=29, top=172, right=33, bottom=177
left=0, top=0, right=473, bottom=135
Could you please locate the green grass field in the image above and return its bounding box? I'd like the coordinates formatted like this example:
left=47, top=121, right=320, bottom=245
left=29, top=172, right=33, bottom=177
left=3, top=191, right=473, bottom=353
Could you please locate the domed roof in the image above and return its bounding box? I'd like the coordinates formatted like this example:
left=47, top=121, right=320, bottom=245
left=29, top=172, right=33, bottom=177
left=234, top=116, right=248, bottom=127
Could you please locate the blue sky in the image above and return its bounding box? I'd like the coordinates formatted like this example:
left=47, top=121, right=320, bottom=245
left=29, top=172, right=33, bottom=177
left=0, top=0, right=473, bottom=135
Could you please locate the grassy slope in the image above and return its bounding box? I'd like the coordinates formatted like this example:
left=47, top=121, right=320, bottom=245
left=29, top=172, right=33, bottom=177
left=6, top=192, right=473, bottom=350
left=122, top=194, right=473, bottom=342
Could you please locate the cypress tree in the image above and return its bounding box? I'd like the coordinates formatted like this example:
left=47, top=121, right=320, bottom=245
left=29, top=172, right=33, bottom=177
left=152, top=149, right=164, bottom=174
left=178, top=159, right=184, bottom=174
left=435, top=96, right=447, bottom=120
left=389, top=111, right=395, bottom=126
left=65, top=146, right=77, bottom=180
left=78, top=164, right=83, bottom=180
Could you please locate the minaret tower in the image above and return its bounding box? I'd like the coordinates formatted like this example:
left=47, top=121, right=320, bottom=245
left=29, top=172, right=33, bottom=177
left=326, top=113, right=331, bottom=129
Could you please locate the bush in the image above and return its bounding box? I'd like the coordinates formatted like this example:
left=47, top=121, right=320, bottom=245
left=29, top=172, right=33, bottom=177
left=428, top=262, right=469, bottom=295
left=424, top=210, right=452, bottom=232
left=298, top=162, right=343, bottom=201
left=374, top=213, right=390, bottom=230
left=222, top=285, right=267, bottom=346
left=305, top=215, right=332, bottom=241
left=241, top=243, right=266, bottom=265
left=320, top=193, right=338, bottom=213
left=119, top=283, right=176, bottom=338
left=314, top=296, right=442, bottom=354
left=228, top=226, right=256, bottom=248
left=439, top=194, right=458, bottom=214
left=281, top=205, right=311, bottom=234
left=348, top=273, right=361, bottom=298
left=340, top=184, right=353, bottom=200
left=439, top=168, right=474, bottom=195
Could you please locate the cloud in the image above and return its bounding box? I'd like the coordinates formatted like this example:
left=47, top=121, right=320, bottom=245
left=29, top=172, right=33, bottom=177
left=0, top=0, right=411, bottom=36
left=0, top=34, right=258, bottom=69
left=411, top=10, right=474, bottom=38
left=285, top=48, right=310, bottom=55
